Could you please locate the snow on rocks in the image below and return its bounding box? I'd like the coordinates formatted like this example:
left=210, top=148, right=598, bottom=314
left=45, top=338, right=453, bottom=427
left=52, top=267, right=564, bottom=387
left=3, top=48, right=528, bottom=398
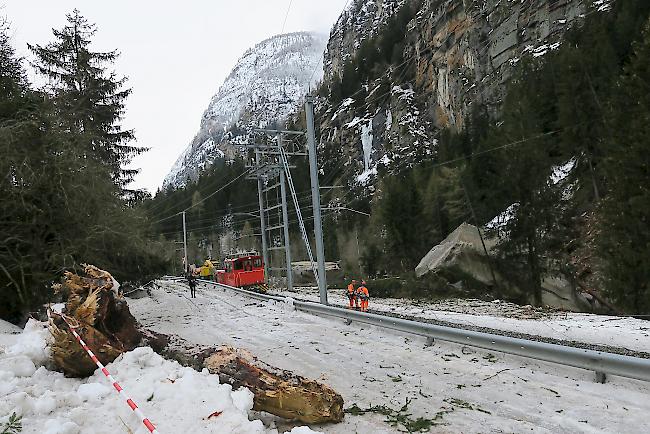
left=550, top=158, right=577, bottom=185
left=592, top=0, right=613, bottom=12
left=485, top=202, right=518, bottom=233
left=0, top=319, right=321, bottom=434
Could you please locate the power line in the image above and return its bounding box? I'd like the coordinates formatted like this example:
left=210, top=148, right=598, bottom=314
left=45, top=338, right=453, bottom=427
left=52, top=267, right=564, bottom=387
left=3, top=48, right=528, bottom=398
left=280, top=0, right=293, bottom=34
left=146, top=166, right=250, bottom=217
left=149, top=169, right=252, bottom=225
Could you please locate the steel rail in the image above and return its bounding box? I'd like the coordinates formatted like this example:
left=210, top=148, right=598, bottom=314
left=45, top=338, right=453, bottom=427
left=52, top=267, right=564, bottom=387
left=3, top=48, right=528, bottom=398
left=159, top=277, right=650, bottom=382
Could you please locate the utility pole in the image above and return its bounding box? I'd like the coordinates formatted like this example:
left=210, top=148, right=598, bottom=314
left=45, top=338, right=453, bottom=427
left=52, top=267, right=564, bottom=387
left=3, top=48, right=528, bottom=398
left=280, top=168, right=293, bottom=291
left=305, top=95, right=328, bottom=304
left=256, top=149, right=270, bottom=282
left=182, top=211, right=188, bottom=275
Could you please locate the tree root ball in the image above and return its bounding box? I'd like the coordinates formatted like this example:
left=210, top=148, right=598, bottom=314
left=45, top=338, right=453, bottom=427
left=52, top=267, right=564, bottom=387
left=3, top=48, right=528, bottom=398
left=49, top=265, right=141, bottom=377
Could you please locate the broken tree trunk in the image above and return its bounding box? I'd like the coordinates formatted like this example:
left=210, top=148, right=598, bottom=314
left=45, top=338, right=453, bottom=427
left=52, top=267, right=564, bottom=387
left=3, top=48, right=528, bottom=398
left=576, top=280, right=621, bottom=315
left=49, top=265, right=141, bottom=377
left=144, top=330, right=344, bottom=424
left=47, top=266, right=344, bottom=424
left=205, top=347, right=344, bottom=423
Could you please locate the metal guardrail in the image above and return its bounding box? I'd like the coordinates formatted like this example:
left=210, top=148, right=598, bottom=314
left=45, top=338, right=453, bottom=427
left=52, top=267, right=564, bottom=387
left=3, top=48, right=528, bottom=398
left=160, top=277, right=650, bottom=383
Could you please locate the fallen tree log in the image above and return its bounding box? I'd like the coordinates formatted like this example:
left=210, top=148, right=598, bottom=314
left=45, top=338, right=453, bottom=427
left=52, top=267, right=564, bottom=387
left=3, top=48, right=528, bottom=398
left=206, top=347, right=344, bottom=423
left=576, top=280, right=621, bottom=315
left=48, top=266, right=344, bottom=424
left=144, top=330, right=344, bottom=424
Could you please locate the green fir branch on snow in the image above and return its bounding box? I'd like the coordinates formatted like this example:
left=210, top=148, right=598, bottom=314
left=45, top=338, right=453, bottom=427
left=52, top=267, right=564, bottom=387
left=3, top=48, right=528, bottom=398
left=345, top=398, right=450, bottom=433
left=1, top=413, right=22, bottom=434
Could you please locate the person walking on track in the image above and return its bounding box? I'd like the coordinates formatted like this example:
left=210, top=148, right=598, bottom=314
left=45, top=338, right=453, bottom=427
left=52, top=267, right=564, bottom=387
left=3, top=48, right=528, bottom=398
left=187, top=273, right=197, bottom=298
left=358, top=281, right=369, bottom=312
left=346, top=279, right=358, bottom=309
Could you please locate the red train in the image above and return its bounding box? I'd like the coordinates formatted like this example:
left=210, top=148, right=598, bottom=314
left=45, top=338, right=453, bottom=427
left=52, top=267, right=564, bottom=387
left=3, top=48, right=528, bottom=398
left=216, top=252, right=267, bottom=292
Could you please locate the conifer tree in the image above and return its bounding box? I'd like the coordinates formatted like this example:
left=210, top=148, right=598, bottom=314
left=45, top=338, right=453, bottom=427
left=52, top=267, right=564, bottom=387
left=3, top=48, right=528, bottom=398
left=380, top=172, right=424, bottom=271
left=600, top=19, right=650, bottom=313
left=484, top=60, right=561, bottom=306
left=28, top=9, right=145, bottom=196
left=422, top=166, right=466, bottom=238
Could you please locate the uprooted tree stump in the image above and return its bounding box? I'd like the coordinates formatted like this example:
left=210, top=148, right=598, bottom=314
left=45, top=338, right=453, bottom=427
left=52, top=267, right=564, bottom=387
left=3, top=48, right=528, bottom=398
left=49, top=265, right=141, bottom=377
left=144, top=330, right=344, bottom=424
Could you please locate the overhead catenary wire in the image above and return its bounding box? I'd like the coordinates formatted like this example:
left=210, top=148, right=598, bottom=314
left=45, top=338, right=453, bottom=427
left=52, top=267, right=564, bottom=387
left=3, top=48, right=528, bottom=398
left=153, top=120, right=582, bottom=242
left=149, top=169, right=252, bottom=225
left=280, top=0, right=293, bottom=34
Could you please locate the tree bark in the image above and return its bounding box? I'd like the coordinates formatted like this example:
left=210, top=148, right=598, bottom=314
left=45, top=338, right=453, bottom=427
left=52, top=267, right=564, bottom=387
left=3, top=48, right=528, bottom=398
left=144, top=330, right=344, bottom=424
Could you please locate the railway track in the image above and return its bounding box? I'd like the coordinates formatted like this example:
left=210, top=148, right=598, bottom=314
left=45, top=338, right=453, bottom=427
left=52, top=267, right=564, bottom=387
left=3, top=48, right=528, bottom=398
left=159, top=277, right=650, bottom=383
left=268, top=291, right=650, bottom=360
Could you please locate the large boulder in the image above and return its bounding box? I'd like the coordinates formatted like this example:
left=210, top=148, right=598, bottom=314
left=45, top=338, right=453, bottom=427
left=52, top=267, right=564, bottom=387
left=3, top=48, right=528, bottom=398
left=415, top=223, right=588, bottom=310
left=415, top=222, right=498, bottom=284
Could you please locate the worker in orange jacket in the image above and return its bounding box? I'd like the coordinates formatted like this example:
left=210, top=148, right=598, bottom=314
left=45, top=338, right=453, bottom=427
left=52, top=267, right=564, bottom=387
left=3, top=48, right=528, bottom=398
left=346, top=280, right=358, bottom=309
left=357, top=281, right=369, bottom=312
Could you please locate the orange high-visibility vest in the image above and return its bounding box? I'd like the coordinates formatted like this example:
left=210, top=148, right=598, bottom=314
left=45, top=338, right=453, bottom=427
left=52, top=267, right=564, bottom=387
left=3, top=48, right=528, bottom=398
left=347, top=284, right=356, bottom=295
left=358, top=286, right=369, bottom=298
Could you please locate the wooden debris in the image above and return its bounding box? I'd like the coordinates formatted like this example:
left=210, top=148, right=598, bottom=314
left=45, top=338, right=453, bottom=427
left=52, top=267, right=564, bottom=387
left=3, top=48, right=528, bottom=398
left=145, top=331, right=344, bottom=424
left=205, top=347, right=344, bottom=424
left=49, top=265, right=141, bottom=377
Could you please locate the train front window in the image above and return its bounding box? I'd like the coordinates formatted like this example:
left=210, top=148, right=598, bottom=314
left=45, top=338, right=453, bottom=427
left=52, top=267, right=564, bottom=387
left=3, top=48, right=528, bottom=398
left=225, top=262, right=232, bottom=273
left=253, top=258, right=262, bottom=268
left=234, top=260, right=243, bottom=270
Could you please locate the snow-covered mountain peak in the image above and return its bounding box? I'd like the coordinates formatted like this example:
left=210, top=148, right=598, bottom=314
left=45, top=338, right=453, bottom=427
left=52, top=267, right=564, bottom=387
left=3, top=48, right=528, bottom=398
left=163, top=31, right=326, bottom=189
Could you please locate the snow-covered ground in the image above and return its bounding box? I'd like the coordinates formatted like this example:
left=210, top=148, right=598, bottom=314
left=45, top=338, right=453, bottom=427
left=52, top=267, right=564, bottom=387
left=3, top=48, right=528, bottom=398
left=0, top=319, right=320, bottom=434
left=127, top=281, right=650, bottom=433
left=273, top=287, right=650, bottom=354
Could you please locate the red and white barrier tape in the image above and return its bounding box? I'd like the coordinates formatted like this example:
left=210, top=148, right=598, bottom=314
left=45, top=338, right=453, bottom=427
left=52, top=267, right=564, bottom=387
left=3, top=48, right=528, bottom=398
left=60, top=315, right=161, bottom=434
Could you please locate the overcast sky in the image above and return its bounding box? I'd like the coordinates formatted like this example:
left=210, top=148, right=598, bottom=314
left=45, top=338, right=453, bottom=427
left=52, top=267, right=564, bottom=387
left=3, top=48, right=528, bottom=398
left=4, top=0, right=346, bottom=193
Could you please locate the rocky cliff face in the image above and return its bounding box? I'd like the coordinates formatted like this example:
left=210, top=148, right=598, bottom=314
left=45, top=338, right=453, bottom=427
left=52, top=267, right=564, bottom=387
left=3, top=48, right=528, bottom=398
left=324, top=0, right=406, bottom=78
left=317, top=0, right=598, bottom=190
left=164, top=32, right=327, bottom=188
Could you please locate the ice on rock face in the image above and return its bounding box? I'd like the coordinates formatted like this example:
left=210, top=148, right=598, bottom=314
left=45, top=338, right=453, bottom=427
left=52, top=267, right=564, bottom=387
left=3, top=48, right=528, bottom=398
left=361, top=120, right=373, bottom=171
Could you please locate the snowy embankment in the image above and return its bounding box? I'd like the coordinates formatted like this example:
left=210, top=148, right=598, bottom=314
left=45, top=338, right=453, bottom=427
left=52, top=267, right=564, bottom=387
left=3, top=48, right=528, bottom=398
left=273, top=287, right=650, bottom=354
left=128, top=281, right=650, bottom=433
left=0, top=319, right=320, bottom=434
